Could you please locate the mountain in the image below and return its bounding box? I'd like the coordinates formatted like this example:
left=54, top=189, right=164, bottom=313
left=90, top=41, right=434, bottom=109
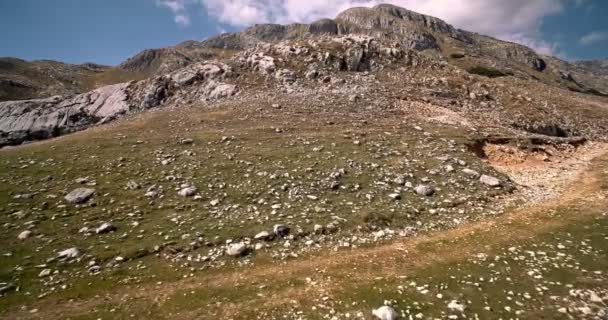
left=3, top=4, right=608, bottom=318
left=118, top=4, right=608, bottom=95
left=1, top=3, right=608, bottom=148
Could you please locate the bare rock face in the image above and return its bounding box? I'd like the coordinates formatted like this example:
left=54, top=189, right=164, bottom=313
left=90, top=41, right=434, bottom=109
left=0, top=62, right=237, bottom=147
left=0, top=83, right=130, bottom=147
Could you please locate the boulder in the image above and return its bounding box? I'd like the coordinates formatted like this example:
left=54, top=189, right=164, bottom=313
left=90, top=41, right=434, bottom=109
left=95, top=222, right=116, bottom=234
left=17, top=230, right=32, bottom=240
left=178, top=186, right=197, bottom=197
left=254, top=231, right=271, bottom=241
left=372, top=306, right=399, bottom=320
left=480, top=175, right=501, bottom=187
left=58, top=247, right=80, bottom=259
left=415, top=184, right=435, bottom=196
left=65, top=188, right=95, bottom=204
left=273, top=224, right=290, bottom=237
left=226, top=242, right=248, bottom=256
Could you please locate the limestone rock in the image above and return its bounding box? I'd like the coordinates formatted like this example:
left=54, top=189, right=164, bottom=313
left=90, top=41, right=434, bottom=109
left=226, top=242, right=248, bottom=256
left=65, top=188, right=95, bottom=204
left=415, top=184, right=435, bottom=196
left=372, top=306, right=399, bottom=320
left=17, top=230, right=32, bottom=240
left=58, top=247, right=80, bottom=259
left=480, top=175, right=501, bottom=187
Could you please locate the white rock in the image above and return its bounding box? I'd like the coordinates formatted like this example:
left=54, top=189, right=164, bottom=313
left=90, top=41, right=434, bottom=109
left=372, top=306, right=398, bottom=320
left=38, top=269, right=52, bottom=278
left=58, top=247, right=80, bottom=259
left=415, top=185, right=435, bottom=196
left=95, top=222, right=116, bottom=234
left=226, top=242, right=248, bottom=256
left=480, top=174, right=501, bottom=187
left=462, top=168, right=479, bottom=177
left=64, top=188, right=95, bottom=204
left=313, top=224, right=324, bottom=234
left=18, top=230, right=32, bottom=240
left=178, top=186, right=197, bottom=197
left=254, top=231, right=271, bottom=240
left=447, top=300, right=466, bottom=312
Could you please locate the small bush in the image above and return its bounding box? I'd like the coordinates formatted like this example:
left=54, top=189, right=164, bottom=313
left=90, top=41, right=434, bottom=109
left=467, top=66, right=512, bottom=78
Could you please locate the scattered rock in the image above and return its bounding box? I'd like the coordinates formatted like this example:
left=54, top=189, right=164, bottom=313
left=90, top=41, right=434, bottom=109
left=17, top=230, right=32, bottom=240
left=95, top=222, right=116, bottom=234
left=447, top=300, right=466, bottom=312
left=226, top=242, right=248, bottom=257
left=480, top=174, right=501, bottom=187
left=254, top=231, right=271, bottom=241
left=57, top=247, right=80, bottom=259
left=178, top=186, right=197, bottom=197
left=38, top=269, right=51, bottom=278
left=64, top=188, right=95, bottom=204
left=372, top=305, right=399, bottom=320
left=273, top=224, right=290, bottom=237
left=415, top=184, right=435, bottom=196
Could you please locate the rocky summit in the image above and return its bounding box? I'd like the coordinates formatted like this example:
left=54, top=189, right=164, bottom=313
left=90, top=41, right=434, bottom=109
left=1, top=3, right=608, bottom=320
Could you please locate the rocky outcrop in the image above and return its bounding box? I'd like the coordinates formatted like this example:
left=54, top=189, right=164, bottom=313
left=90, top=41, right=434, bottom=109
left=0, top=83, right=131, bottom=146
left=0, top=62, right=237, bottom=147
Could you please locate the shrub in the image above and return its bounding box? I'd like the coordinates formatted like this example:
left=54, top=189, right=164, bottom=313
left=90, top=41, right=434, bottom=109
left=467, top=66, right=512, bottom=78
left=449, top=52, right=466, bottom=59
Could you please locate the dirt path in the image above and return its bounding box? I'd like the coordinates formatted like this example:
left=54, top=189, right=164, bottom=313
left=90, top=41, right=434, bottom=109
left=9, top=144, right=608, bottom=320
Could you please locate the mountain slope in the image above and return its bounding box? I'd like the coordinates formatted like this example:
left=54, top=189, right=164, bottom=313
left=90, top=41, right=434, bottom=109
left=2, top=3, right=608, bottom=148
left=0, top=57, right=146, bottom=102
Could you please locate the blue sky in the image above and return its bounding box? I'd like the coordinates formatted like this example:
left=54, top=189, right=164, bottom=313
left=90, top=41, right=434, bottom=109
left=0, top=0, right=606, bottom=65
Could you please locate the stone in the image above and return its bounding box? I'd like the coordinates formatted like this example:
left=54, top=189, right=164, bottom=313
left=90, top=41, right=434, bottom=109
left=275, top=69, right=296, bottom=84
left=462, top=168, right=480, bottom=177
left=126, top=180, right=141, bottom=190
left=145, top=185, right=160, bottom=198
left=178, top=186, right=197, bottom=197
left=372, top=306, right=399, bottom=320
left=273, top=224, right=290, bottom=237
left=415, top=184, right=435, bottom=196
left=18, top=230, right=32, bottom=240
left=389, top=193, right=401, bottom=200
left=313, top=224, right=324, bottom=234
left=226, top=242, right=248, bottom=256
left=254, top=231, right=271, bottom=241
left=95, top=222, right=116, bottom=234
left=480, top=174, right=501, bottom=187
left=64, top=188, right=95, bottom=204
left=58, top=247, right=80, bottom=259
left=447, top=300, right=466, bottom=312
left=393, top=176, right=406, bottom=185
left=38, top=269, right=52, bottom=278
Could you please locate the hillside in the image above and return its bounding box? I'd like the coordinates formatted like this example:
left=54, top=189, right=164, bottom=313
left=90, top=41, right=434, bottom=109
left=1, top=3, right=608, bottom=320
left=0, top=57, right=146, bottom=102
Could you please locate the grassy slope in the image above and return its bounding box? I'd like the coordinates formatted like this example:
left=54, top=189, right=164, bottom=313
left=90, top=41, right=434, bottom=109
left=0, top=95, right=606, bottom=319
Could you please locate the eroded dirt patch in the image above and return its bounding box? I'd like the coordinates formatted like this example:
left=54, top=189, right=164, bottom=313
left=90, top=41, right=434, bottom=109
left=480, top=139, right=608, bottom=203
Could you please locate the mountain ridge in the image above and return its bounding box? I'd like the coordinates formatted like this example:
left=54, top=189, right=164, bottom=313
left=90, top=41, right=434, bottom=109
left=2, top=4, right=607, bottom=102
left=1, top=3, right=608, bottom=148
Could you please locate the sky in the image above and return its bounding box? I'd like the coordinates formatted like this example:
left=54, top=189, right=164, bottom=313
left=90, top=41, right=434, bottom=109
left=0, top=0, right=606, bottom=66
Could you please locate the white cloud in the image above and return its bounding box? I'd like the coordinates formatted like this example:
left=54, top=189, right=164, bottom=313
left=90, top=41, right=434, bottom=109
left=579, top=31, right=608, bottom=46
left=158, top=0, right=574, bottom=55
left=158, top=0, right=191, bottom=27
left=174, top=14, right=191, bottom=26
